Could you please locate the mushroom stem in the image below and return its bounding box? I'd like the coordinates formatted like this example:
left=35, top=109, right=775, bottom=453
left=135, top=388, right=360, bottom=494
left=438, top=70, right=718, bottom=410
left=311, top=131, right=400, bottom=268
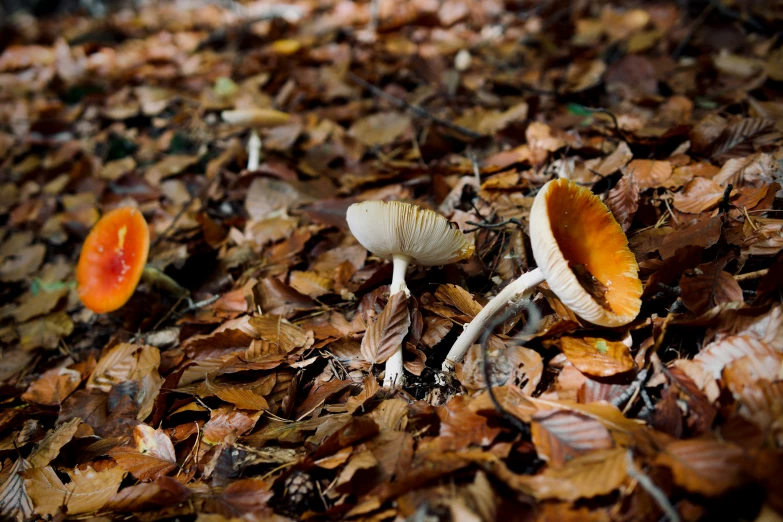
left=384, top=254, right=412, bottom=387
left=442, top=267, right=545, bottom=371
left=390, top=255, right=412, bottom=296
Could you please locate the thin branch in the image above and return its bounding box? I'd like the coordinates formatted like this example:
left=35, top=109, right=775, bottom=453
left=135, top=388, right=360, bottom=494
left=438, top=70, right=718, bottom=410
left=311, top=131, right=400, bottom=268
left=626, top=451, right=681, bottom=522
left=348, top=72, right=484, bottom=140
left=735, top=268, right=769, bottom=282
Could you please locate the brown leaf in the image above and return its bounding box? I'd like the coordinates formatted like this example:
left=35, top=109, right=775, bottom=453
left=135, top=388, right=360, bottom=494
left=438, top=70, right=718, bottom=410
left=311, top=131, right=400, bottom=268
left=656, top=439, right=748, bottom=496
left=289, top=270, right=332, bottom=298
left=0, top=458, right=33, bottom=522
left=349, top=112, right=412, bottom=147
left=551, top=336, right=635, bottom=377
left=106, top=476, right=190, bottom=512
left=0, top=244, right=45, bottom=282
left=695, top=335, right=778, bottom=379
left=672, top=177, right=729, bottom=214
left=248, top=315, right=311, bottom=353
left=57, top=389, right=108, bottom=431
left=434, top=284, right=483, bottom=318
left=22, top=364, right=84, bottom=406
left=623, top=159, right=672, bottom=189
left=437, top=396, right=501, bottom=451
left=109, top=425, right=177, bottom=481
left=204, top=477, right=274, bottom=518
left=532, top=410, right=615, bottom=468
left=202, top=407, right=260, bottom=445
left=605, top=173, right=639, bottom=231
left=24, top=465, right=125, bottom=516
left=214, top=387, right=270, bottom=411
left=27, top=418, right=80, bottom=468
left=658, top=216, right=722, bottom=260
left=421, top=316, right=453, bottom=348
left=515, top=448, right=628, bottom=501
left=361, top=292, right=411, bottom=365
left=345, top=375, right=381, bottom=414
left=680, top=258, right=744, bottom=315
left=17, top=312, right=73, bottom=351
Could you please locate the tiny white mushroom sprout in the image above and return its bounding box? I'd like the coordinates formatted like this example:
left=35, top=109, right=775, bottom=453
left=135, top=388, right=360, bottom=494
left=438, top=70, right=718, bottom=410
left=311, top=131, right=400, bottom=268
left=443, top=178, right=643, bottom=371
left=346, top=200, right=474, bottom=387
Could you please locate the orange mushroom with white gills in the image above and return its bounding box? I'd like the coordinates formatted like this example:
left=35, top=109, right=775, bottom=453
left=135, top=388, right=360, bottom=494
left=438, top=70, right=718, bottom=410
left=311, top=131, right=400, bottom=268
left=77, top=207, right=188, bottom=314
left=346, top=200, right=474, bottom=387
left=443, top=178, right=643, bottom=371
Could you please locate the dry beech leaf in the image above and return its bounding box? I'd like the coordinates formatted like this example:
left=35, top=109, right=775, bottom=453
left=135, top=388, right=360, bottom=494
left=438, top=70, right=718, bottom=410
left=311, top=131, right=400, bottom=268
left=202, top=407, right=260, bottom=445
left=623, top=159, right=672, bottom=189
left=658, top=216, right=722, bottom=260
left=289, top=270, right=332, bottom=298
left=655, top=439, right=748, bottom=496
left=106, top=476, right=190, bottom=512
left=519, top=448, right=628, bottom=501
left=421, top=316, right=453, bottom=348
left=435, top=284, right=483, bottom=318
left=345, top=375, right=381, bottom=414
left=672, top=177, right=729, bottom=214
left=348, top=111, right=412, bottom=147
left=22, top=365, right=83, bottom=406
left=18, top=312, right=74, bottom=351
left=605, top=173, right=639, bottom=231
left=109, top=425, right=177, bottom=481
left=437, top=396, right=501, bottom=451
left=361, top=292, right=411, bottom=365
left=369, top=399, right=409, bottom=432
left=248, top=315, right=311, bottom=353
left=0, top=458, right=34, bottom=522
left=24, top=465, right=125, bottom=517
left=214, top=387, right=270, bottom=411
left=694, top=335, right=778, bottom=379
left=680, top=258, right=743, bottom=315
left=27, top=418, right=81, bottom=468
left=549, top=337, right=635, bottom=377
left=531, top=410, right=615, bottom=468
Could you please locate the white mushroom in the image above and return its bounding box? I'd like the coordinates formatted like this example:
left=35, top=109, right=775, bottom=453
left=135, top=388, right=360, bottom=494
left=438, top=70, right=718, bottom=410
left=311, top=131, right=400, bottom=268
left=443, top=178, right=642, bottom=370
left=346, top=200, right=474, bottom=386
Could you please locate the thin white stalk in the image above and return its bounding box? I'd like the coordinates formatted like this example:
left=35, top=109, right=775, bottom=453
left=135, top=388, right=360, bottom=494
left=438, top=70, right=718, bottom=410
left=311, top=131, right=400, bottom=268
left=442, top=268, right=545, bottom=371
left=384, top=254, right=412, bottom=387
left=247, top=131, right=261, bottom=171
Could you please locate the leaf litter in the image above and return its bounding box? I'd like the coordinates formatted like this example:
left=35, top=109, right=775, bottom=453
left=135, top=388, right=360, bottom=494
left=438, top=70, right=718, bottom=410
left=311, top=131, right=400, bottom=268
left=0, top=0, right=782, bottom=520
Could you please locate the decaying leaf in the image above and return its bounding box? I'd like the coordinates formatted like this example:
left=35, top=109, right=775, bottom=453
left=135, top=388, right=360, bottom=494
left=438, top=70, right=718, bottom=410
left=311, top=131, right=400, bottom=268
left=361, top=292, right=411, bottom=365
left=109, top=424, right=177, bottom=481
left=24, top=465, right=125, bottom=516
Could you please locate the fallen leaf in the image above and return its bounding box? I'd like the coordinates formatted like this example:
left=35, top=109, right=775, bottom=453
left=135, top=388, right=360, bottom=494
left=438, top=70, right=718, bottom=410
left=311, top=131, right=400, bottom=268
left=679, top=257, right=744, bottom=315
left=532, top=410, right=615, bottom=467
left=24, top=465, right=125, bottom=516
left=549, top=337, right=635, bottom=377
left=349, top=112, right=412, bottom=147
left=656, top=439, right=748, bottom=496
left=109, top=424, right=177, bottom=481
left=27, top=418, right=81, bottom=468
left=606, top=173, right=639, bottom=231
left=361, top=292, right=411, bottom=365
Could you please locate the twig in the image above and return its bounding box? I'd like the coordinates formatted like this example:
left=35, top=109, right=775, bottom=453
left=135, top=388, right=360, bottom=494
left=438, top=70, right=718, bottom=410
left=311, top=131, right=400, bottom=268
left=626, top=450, right=681, bottom=522
left=479, top=298, right=542, bottom=437
left=611, top=368, right=649, bottom=409
left=672, top=3, right=714, bottom=59
left=348, top=72, right=484, bottom=140
left=464, top=218, right=524, bottom=233
left=735, top=268, right=769, bottom=282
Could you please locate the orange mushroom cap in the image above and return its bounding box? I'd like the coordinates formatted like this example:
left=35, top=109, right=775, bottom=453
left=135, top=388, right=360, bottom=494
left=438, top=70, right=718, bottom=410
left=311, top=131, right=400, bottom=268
left=76, top=207, right=150, bottom=314
left=530, top=179, right=642, bottom=327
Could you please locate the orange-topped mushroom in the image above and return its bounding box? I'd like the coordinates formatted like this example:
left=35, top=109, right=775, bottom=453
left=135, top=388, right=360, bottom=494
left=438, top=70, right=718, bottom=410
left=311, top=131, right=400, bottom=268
left=443, top=179, right=642, bottom=370
left=77, top=207, right=150, bottom=313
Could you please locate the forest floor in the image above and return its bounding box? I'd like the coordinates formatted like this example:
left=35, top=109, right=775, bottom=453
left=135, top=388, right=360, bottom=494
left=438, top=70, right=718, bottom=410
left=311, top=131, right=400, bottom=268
left=0, top=0, right=782, bottom=521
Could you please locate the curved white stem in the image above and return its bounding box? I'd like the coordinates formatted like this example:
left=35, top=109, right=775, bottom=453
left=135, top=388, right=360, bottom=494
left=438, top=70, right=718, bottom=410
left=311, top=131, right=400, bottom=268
left=442, top=268, right=544, bottom=371
left=383, top=254, right=412, bottom=387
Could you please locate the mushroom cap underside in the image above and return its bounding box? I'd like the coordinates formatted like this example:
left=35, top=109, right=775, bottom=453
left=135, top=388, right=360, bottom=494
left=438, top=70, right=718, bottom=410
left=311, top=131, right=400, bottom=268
left=346, top=200, right=474, bottom=266
left=77, top=207, right=150, bottom=314
left=530, top=179, right=642, bottom=327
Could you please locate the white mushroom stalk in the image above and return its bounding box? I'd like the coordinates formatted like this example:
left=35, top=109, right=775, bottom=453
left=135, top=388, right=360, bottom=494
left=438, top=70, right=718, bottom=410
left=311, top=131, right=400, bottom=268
left=443, top=178, right=643, bottom=371
left=346, top=200, right=473, bottom=387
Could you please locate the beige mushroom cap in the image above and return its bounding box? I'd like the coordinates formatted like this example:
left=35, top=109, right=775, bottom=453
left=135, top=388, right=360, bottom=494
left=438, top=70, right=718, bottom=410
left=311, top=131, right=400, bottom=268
left=346, top=200, right=474, bottom=266
left=530, top=179, right=642, bottom=327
